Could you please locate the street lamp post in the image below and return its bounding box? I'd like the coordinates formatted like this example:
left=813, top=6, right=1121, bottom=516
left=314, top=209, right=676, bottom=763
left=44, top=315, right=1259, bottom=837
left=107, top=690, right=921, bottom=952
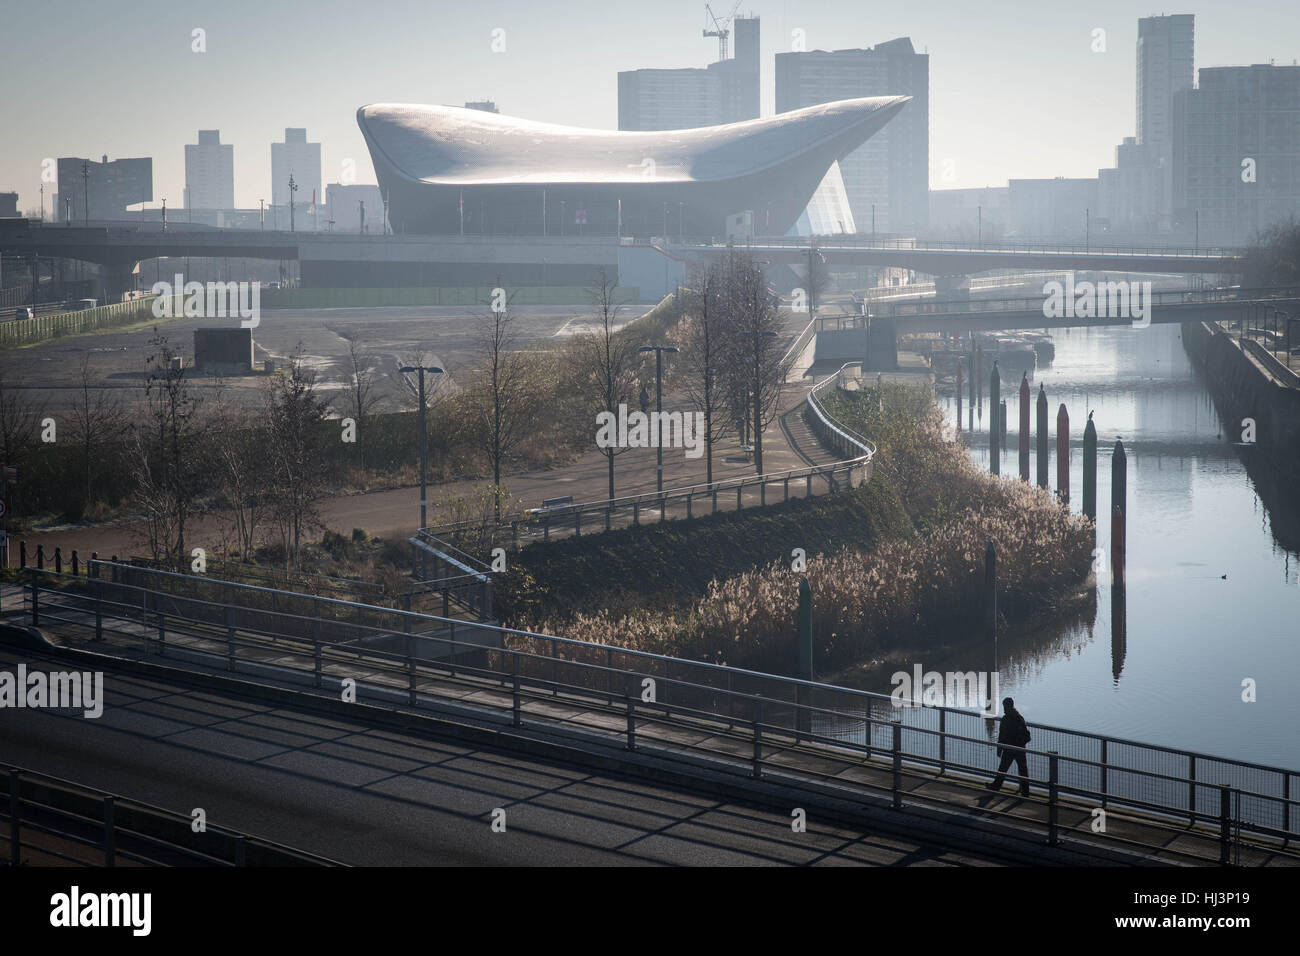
left=638, top=345, right=678, bottom=493
left=399, top=364, right=445, bottom=530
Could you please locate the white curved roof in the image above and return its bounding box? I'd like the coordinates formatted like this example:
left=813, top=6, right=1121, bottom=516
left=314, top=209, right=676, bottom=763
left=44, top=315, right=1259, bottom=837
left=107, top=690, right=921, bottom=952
left=357, top=97, right=910, bottom=187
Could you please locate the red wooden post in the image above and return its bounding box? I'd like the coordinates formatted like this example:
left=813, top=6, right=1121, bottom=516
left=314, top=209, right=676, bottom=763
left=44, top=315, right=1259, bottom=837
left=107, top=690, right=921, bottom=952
left=1057, top=404, right=1070, bottom=504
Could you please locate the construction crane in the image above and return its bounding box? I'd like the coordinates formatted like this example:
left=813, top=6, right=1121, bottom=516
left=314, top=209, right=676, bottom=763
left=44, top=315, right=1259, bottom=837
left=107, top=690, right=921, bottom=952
left=703, top=1, right=742, bottom=62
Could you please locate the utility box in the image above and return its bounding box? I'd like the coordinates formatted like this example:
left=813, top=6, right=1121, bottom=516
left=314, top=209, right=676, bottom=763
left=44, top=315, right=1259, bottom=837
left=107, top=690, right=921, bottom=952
left=194, top=328, right=254, bottom=376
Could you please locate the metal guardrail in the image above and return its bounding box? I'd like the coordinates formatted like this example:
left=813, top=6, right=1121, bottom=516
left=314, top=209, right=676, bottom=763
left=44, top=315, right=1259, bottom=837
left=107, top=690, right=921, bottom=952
left=700, top=236, right=1247, bottom=259
left=0, top=294, right=184, bottom=347
left=874, top=286, right=1300, bottom=320
left=3, top=760, right=339, bottom=867
left=20, top=563, right=1299, bottom=863
left=781, top=314, right=817, bottom=369
left=425, top=454, right=869, bottom=549
left=408, top=530, right=494, bottom=620
left=806, top=363, right=877, bottom=463
left=423, top=367, right=876, bottom=548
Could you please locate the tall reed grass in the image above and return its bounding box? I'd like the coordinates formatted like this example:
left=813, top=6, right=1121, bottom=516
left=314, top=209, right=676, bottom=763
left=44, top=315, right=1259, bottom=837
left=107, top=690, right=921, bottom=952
left=528, top=383, right=1094, bottom=674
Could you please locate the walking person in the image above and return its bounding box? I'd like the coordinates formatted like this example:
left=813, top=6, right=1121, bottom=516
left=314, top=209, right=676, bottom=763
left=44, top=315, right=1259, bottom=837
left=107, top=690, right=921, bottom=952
left=986, top=697, right=1032, bottom=796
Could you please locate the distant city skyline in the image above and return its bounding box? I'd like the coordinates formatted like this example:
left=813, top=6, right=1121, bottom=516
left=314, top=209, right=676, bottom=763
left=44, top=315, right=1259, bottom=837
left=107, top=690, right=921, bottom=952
left=1, top=0, right=1297, bottom=215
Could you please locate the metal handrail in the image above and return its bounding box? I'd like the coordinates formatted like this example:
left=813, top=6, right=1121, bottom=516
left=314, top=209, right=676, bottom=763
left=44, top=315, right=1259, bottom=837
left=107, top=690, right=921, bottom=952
left=807, top=363, right=877, bottom=457
left=3, top=759, right=340, bottom=867
left=710, top=235, right=1248, bottom=258
left=24, top=567, right=1296, bottom=860
left=27, top=564, right=1300, bottom=814
left=423, top=367, right=875, bottom=542
left=878, top=287, right=1300, bottom=319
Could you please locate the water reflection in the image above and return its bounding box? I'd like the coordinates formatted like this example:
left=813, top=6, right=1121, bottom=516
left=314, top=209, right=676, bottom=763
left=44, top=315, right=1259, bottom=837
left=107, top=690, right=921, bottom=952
left=919, top=324, right=1300, bottom=767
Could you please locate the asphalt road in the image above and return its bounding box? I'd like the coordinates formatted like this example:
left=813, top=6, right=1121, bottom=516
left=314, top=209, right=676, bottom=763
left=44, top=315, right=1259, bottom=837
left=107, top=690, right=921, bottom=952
left=0, top=647, right=999, bottom=866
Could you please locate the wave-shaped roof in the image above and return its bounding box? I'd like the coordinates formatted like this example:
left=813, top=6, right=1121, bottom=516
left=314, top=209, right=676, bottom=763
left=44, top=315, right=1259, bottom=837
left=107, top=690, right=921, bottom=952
left=357, top=97, right=910, bottom=187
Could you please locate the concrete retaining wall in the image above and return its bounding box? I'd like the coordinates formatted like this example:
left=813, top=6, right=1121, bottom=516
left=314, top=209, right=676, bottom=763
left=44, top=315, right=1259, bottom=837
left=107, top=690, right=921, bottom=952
left=1182, top=321, right=1300, bottom=460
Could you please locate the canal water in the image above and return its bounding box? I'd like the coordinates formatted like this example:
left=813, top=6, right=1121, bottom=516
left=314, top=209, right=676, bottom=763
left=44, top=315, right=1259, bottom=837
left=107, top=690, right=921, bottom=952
left=929, top=322, right=1299, bottom=771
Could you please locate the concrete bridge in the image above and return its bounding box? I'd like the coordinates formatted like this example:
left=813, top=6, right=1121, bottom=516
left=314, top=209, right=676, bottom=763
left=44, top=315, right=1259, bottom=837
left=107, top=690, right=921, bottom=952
left=691, top=236, right=1245, bottom=277
left=0, top=218, right=1247, bottom=305
left=811, top=289, right=1300, bottom=369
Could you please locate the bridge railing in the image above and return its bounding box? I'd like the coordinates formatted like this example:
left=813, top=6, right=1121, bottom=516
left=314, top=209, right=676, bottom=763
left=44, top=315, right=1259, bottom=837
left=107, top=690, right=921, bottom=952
left=2, top=759, right=339, bottom=866
left=21, top=563, right=1298, bottom=862
left=421, top=369, right=875, bottom=550
left=698, top=235, right=1247, bottom=258
left=408, top=530, right=494, bottom=620
left=876, top=286, right=1300, bottom=319
left=423, top=454, right=869, bottom=550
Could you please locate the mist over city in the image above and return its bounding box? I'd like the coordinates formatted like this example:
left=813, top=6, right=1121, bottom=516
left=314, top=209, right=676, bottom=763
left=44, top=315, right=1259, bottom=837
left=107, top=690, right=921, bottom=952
left=1, top=0, right=1297, bottom=932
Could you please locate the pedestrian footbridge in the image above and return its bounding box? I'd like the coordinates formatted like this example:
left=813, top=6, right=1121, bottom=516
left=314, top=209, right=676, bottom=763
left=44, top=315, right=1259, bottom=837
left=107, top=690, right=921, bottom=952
left=8, top=561, right=1299, bottom=867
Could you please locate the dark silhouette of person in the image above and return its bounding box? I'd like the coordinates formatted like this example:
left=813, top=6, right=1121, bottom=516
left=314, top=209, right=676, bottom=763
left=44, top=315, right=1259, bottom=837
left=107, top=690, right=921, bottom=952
left=986, top=697, right=1032, bottom=796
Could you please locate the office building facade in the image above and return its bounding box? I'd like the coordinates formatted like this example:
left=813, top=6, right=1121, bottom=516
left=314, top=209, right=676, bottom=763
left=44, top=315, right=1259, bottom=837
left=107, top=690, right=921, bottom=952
left=617, top=16, right=760, bottom=131
left=1173, top=64, right=1300, bottom=244
left=55, top=155, right=152, bottom=222
left=185, top=130, right=235, bottom=210
left=775, top=38, right=928, bottom=234
left=271, top=128, right=322, bottom=209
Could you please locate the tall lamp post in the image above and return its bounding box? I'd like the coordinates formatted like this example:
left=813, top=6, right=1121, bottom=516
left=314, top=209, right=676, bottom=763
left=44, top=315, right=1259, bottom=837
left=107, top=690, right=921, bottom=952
left=638, top=345, right=678, bottom=493
left=399, top=363, right=444, bottom=530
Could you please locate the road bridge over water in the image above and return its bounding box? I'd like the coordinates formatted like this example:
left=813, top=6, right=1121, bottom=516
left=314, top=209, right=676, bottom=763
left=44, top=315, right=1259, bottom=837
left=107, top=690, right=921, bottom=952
left=0, top=219, right=1247, bottom=304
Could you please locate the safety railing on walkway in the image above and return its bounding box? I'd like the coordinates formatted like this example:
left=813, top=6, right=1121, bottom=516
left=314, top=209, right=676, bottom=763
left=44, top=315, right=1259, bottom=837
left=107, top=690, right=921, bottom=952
left=20, top=564, right=1299, bottom=864
left=423, top=368, right=876, bottom=549
left=423, top=453, right=869, bottom=550
left=806, top=363, right=877, bottom=465
left=408, top=530, right=494, bottom=620
left=2, top=761, right=340, bottom=867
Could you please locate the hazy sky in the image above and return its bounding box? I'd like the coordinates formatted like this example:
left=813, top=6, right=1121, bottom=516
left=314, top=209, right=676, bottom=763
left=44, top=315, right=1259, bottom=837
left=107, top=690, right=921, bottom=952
left=1, top=0, right=1296, bottom=213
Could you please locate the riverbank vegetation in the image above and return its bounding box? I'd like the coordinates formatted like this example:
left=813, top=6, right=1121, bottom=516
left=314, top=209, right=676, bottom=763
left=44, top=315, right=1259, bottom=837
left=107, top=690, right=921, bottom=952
left=503, top=382, right=1094, bottom=675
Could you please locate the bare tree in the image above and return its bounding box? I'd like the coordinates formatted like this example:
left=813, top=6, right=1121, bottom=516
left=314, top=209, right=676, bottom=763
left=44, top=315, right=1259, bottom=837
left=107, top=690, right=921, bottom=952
left=567, top=269, right=639, bottom=504
left=131, top=332, right=206, bottom=568
left=337, top=334, right=380, bottom=464
left=0, top=365, right=43, bottom=494
left=466, top=289, right=535, bottom=516
left=68, top=353, right=127, bottom=515
left=680, top=261, right=732, bottom=484
left=208, top=386, right=269, bottom=560
left=265, top=347, right=330, bottom=567
left=721, top=253, right=790, bottom=475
